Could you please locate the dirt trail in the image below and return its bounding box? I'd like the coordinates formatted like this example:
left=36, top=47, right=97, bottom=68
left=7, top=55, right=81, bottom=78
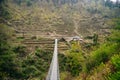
left=73, top=21, right=80, bottom=36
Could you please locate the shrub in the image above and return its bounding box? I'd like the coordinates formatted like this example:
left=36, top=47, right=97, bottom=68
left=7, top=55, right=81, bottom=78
left=66, top=54, right=82, bottom=76
left=85, top=43, right=119, bottom=72
left=108, top=54, right=120, bottom=80
left=13, top=45, right=27, bottom=57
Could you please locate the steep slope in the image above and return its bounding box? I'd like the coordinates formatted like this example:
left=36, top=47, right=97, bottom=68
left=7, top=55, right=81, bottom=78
left=7, top=0, right=116, bottom=38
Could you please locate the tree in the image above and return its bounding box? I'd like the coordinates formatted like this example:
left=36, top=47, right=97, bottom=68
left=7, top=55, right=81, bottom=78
left=105, top=0, right=113, bottom=8
left=0, top=24, right=24, bottom=79
left=108, top=19, right=120, bottom=43
left=26, top=0, right=32, bottom=6
left=115, top=0, right=120, bottom=8
left=0, top=0, right=11, bottom=19
left=14, top=0, right=22, bottom=5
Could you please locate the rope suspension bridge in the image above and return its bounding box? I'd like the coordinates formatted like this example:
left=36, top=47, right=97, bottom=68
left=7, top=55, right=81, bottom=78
left=46, top=39, right=60, bottom=80
left=22, top=37, right=82, bottom=80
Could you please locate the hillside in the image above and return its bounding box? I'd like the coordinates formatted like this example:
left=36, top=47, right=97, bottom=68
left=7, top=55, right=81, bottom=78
left=0, top=0, right=120, bottom=80
left=7, top=0, right=118, bottom=38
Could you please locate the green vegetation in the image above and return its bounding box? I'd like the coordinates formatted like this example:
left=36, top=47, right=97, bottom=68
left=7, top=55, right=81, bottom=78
left=107, top=18, right=120, bottom=80
left=65, top=41, right=83, bottom=76
left=0, top=0, right=11, bottom=19
left=82, top=18, right=120, bottom=80
left=0, top=0, right=120, bottom=80
left=85, top=43, right=119, bottom=72
left=0, top=24, right=23, bottom=80
left=108, top=54, right=120, bottom=80
left=0, top=28, right=83, bottom=79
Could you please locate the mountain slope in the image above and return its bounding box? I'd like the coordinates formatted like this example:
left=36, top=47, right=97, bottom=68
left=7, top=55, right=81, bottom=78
left=7, top=0, right=118, bottom=38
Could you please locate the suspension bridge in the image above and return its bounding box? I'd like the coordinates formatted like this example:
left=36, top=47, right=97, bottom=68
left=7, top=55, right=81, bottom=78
left=22, top=37, right=82, bottom=80
left=46, top=39, right=60, bottom=80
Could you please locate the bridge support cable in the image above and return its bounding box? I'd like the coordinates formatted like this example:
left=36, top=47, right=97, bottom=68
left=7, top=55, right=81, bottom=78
left=46, top=39, right=60, bottom=80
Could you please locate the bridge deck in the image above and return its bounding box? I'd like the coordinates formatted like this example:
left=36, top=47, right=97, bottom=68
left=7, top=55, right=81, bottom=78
left=46, top=39, right=60, bottom=80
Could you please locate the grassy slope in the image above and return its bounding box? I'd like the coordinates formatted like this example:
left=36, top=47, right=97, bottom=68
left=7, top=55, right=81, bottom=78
left=8, top=0, right=112, bottom=38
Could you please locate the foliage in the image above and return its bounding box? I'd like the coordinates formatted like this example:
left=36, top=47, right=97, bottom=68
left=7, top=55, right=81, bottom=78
left=0, top=33, right=84, bottom=79
left=84, top=18, right=120, bottom=74
left=13, top=45, right=27, bottom=57
left=42, top=0, right=78, bottom=6
left=107, top=18, right=120, bottom=80
left=0, top=24, right=24, bottom=79
left=105, top=0, right=120, bottom=8
left=66, top=52, right=82, bottom=76
left=26, top=0, right=32, bottom=6
left=111, top=54, right=120, bottom=71
left=14, top=0, right=22, bottom=5
left=108, top=18, right=120, bottom=43
left=64, top=41, right=83, bottom=76
left=23, top=48, right=53, bottom=79
left=108, top=54, right=120, bottom=80
left=13, top=0, right=33, bottom=6
left=0, top=0, right=11, bottom=19
left=85, top=43, right=119, bottom=73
